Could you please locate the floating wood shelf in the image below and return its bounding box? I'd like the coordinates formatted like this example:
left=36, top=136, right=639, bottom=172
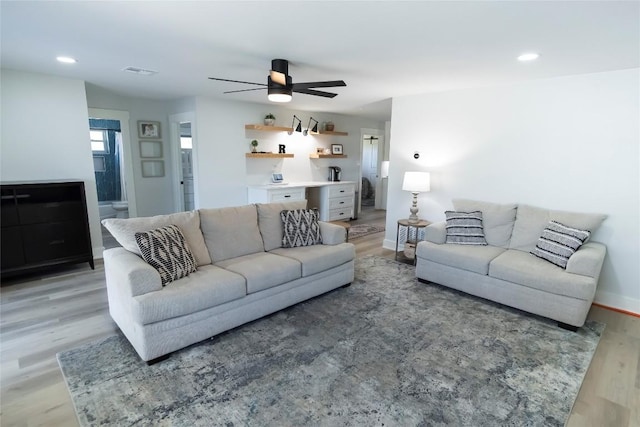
left=245, top=124, right=293, bottom=133
left=246, top=153, right=294, bottom=158
left=319, top=130, right=348, bottom=136
left=309, top=154, right=348, bottom=159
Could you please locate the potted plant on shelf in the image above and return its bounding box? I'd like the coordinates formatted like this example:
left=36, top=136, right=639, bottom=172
left=250, top=139, right=259, bottom=153
left=264, top=114, right=276, bottom=126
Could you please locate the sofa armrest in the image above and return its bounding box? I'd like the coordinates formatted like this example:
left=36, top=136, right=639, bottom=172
left=425, top=222, right=447, bottom=244
left=566, top=242, right=607, bottom=279
left=103, top=247, right=162, bottom=297
left=319, top=221, right=346, bottom=245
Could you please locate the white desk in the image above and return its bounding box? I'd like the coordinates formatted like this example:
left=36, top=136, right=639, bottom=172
left=247, top=181, right=356, bottom=221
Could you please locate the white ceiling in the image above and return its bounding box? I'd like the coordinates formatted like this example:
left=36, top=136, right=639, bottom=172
left=1, top=1, right=638, bottom=121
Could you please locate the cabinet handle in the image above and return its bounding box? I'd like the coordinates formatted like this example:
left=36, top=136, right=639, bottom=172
left=284, top=195, right=291, bottom=198
left=339, top=190, right=345, bottom=193
left=49, top=239, right=65, bottom=245
left=339, top=201, right=344, bottom=204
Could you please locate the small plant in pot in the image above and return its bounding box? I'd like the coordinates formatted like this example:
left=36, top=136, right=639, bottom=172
left=264, top=114, right=276, bottom=126
left=250, top=139, right=259, bottom=153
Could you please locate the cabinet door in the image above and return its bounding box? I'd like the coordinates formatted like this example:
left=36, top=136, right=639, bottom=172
left=1, top=226, right=25, bottom=269
left=16, top=185, right=84, bottom=225
left=1, top=188, right=18, bottom=227
left=269, top=188, right=305, bottom=202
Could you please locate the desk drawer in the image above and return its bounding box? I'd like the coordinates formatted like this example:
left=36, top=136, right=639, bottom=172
left=328, top=207, right=352, bottom=221
left=269, top=188, right=305, bottom=202
left=329, top=196, right=353, bottom=209
left=328, top=184, right=354, bottom=198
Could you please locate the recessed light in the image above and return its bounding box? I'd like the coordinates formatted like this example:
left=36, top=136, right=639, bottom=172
left=56, top=56, right=77, bottom=64
left=517, top=53, right=540, bottom=62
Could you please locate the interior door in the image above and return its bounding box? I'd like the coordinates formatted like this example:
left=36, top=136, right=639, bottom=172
left=180, top=122, right=195, bottom=211
left=361, top=136, right=379, bottom=207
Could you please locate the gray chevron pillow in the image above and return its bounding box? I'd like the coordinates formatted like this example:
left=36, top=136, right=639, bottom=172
left=281, top=209, right=322, bottom=248
left=135, top=224, right=197, bottom=285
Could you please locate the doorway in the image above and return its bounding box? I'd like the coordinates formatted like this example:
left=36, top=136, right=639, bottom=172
left=169, top=112, right=198, bottom=212
left=358, top=130, right=384, bottom=217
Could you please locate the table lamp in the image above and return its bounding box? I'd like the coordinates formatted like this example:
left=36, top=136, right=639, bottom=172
left=402, top=171, right=431, bottom=223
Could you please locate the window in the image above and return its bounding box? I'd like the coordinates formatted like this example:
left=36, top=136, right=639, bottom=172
left=180, top=137, right=192, bottom=149
left=90, top=130, right=108, bottom=153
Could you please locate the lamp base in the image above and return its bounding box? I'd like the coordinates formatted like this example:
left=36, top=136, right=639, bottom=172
left=408, top=192, right=420, bottom=223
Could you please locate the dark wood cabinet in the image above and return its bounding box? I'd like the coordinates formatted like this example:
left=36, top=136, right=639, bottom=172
left=1, top=181, right=94, bottom=278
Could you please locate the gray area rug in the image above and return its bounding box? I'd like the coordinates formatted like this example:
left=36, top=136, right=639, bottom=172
left=349, top=224, right=385, bottom=240
left=58, top=256, right=603, bottom=426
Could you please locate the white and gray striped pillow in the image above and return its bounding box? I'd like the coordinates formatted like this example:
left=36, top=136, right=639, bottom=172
left=445, top=211, right=488, bottom=245
left=531, top=220, right=590, bottom=269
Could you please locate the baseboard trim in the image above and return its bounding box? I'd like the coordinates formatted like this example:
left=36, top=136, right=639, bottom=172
left=592, top=302, right=640, bottom=319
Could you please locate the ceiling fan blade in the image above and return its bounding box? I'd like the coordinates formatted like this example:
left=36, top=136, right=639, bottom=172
left=270, top=70, right=287, bottom=86
left=292, top=88, right=338, bottom=98
left=223, top=87, right=267, bottom=94
left=208, top=77, right=266, bottom=87
left=292, top=80, right=347, bottom=90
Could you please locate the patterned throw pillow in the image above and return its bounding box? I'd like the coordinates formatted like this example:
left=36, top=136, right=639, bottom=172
left=135, top=225, right=197, bottom=286
left=281, top=209, right=322, bottom=248
left=445, top=210, right=488, bottom=245
left=531, top=220, right=590, bottom=269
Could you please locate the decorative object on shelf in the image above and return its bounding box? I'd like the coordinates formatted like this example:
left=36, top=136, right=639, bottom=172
left=138, top=121, right=161, bottom=139
left=141, top=160, right=165, bottom=177
left=324, top=121, right=335, bottom=132
left=288, top=115, right=302, bottom=135
left=402, top=171, right=431, bottom=223
left=324, top=148, right=331, bottom=154
left=250, top=140, right=259, bottom=153
left=316, top=147, right=324, bottom=153
left=140, top=140, right=163, bottom=158
left=279, top=144, right=286, bottom=154
left=331, top=144, right=343, bottom=155
left=264, top=114, right=275, bottom=126
left=328, top=166, right=341, bottom=182
left=303, top=117, right=319, bottom=136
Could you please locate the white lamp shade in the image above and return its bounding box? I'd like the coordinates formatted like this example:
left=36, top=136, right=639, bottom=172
left=402, top=171, right=430, bottom=192
left=381, top=161, right=390, bottom=178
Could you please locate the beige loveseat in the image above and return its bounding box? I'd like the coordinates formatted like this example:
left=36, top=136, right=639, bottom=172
left=102, top=201, right=355, bottom=362
left=415, top=199, right=607, bottom=330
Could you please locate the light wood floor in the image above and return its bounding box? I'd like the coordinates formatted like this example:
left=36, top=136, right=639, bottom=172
left=1, top=207, right=638, bottom=426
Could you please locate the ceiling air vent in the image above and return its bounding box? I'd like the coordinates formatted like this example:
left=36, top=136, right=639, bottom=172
left=122, top=66, right=158, bottom=76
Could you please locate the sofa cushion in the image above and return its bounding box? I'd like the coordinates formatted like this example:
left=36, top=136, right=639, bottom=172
left=133, top=265, right=246, bottom=325
left=509, top=204, right=606, bottom=253
left=281, top=209, right=322, bottom=248
left=453, top=199, right=517, bottom=248
left=200, top=205, right=265, bottom=262
left=416, top=241, right=505, bottom=275
left=445, top=211, right=487, bottom=245
left=257, top=200, right=307, bottom=251
left=489, top=249, right=596, bottom=300
left=215, top=252, right=301, bottom=294
left=135, top=225, right=197, bottom=286
left=531, top=221, right=591, bottom=269
left=102, top=211, right=211, bottom=266
left=270, top=243, right=355, bottom=277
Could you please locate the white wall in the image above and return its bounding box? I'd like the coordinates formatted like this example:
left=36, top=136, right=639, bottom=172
left=1, top=69, right=103, bottom=257
left=194, top=97, right=384, bottom=208
left=386, top=69, right=639, bottom=313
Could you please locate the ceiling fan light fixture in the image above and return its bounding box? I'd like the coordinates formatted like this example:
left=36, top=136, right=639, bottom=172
left=267, top=75, right=292, bottom=102
left=267, top=93, right=292, bottom=103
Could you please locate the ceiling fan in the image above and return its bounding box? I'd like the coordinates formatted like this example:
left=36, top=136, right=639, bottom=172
left=208, top=59, right=346, bottom=103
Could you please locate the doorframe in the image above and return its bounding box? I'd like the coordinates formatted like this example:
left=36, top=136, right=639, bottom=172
left=169, top=112, right=198, bottom=212
left=88, top=108, right=138, bottom=218
left=359, top=128, right=385, bottom=215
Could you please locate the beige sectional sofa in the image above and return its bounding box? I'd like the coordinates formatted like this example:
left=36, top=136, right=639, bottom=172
left=102, top=201, right=355, bottom=362
left=415, top=199, right=607, bottom=330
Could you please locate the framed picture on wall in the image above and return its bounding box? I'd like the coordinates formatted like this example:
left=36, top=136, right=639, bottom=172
left=139, top=140, right=163, bottom=158
left=141, top=160, right=165, bottom=177
left=138, top=121, right=161, bottom=139
left=331, top=144, right=343, bottom=155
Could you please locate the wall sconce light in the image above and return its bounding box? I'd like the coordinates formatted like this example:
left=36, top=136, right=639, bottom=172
left=288, top=115, right=302, bottom=135
left=402, top=171, right=431, bottom=223
left=303, top=117, right=319, bottom=136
